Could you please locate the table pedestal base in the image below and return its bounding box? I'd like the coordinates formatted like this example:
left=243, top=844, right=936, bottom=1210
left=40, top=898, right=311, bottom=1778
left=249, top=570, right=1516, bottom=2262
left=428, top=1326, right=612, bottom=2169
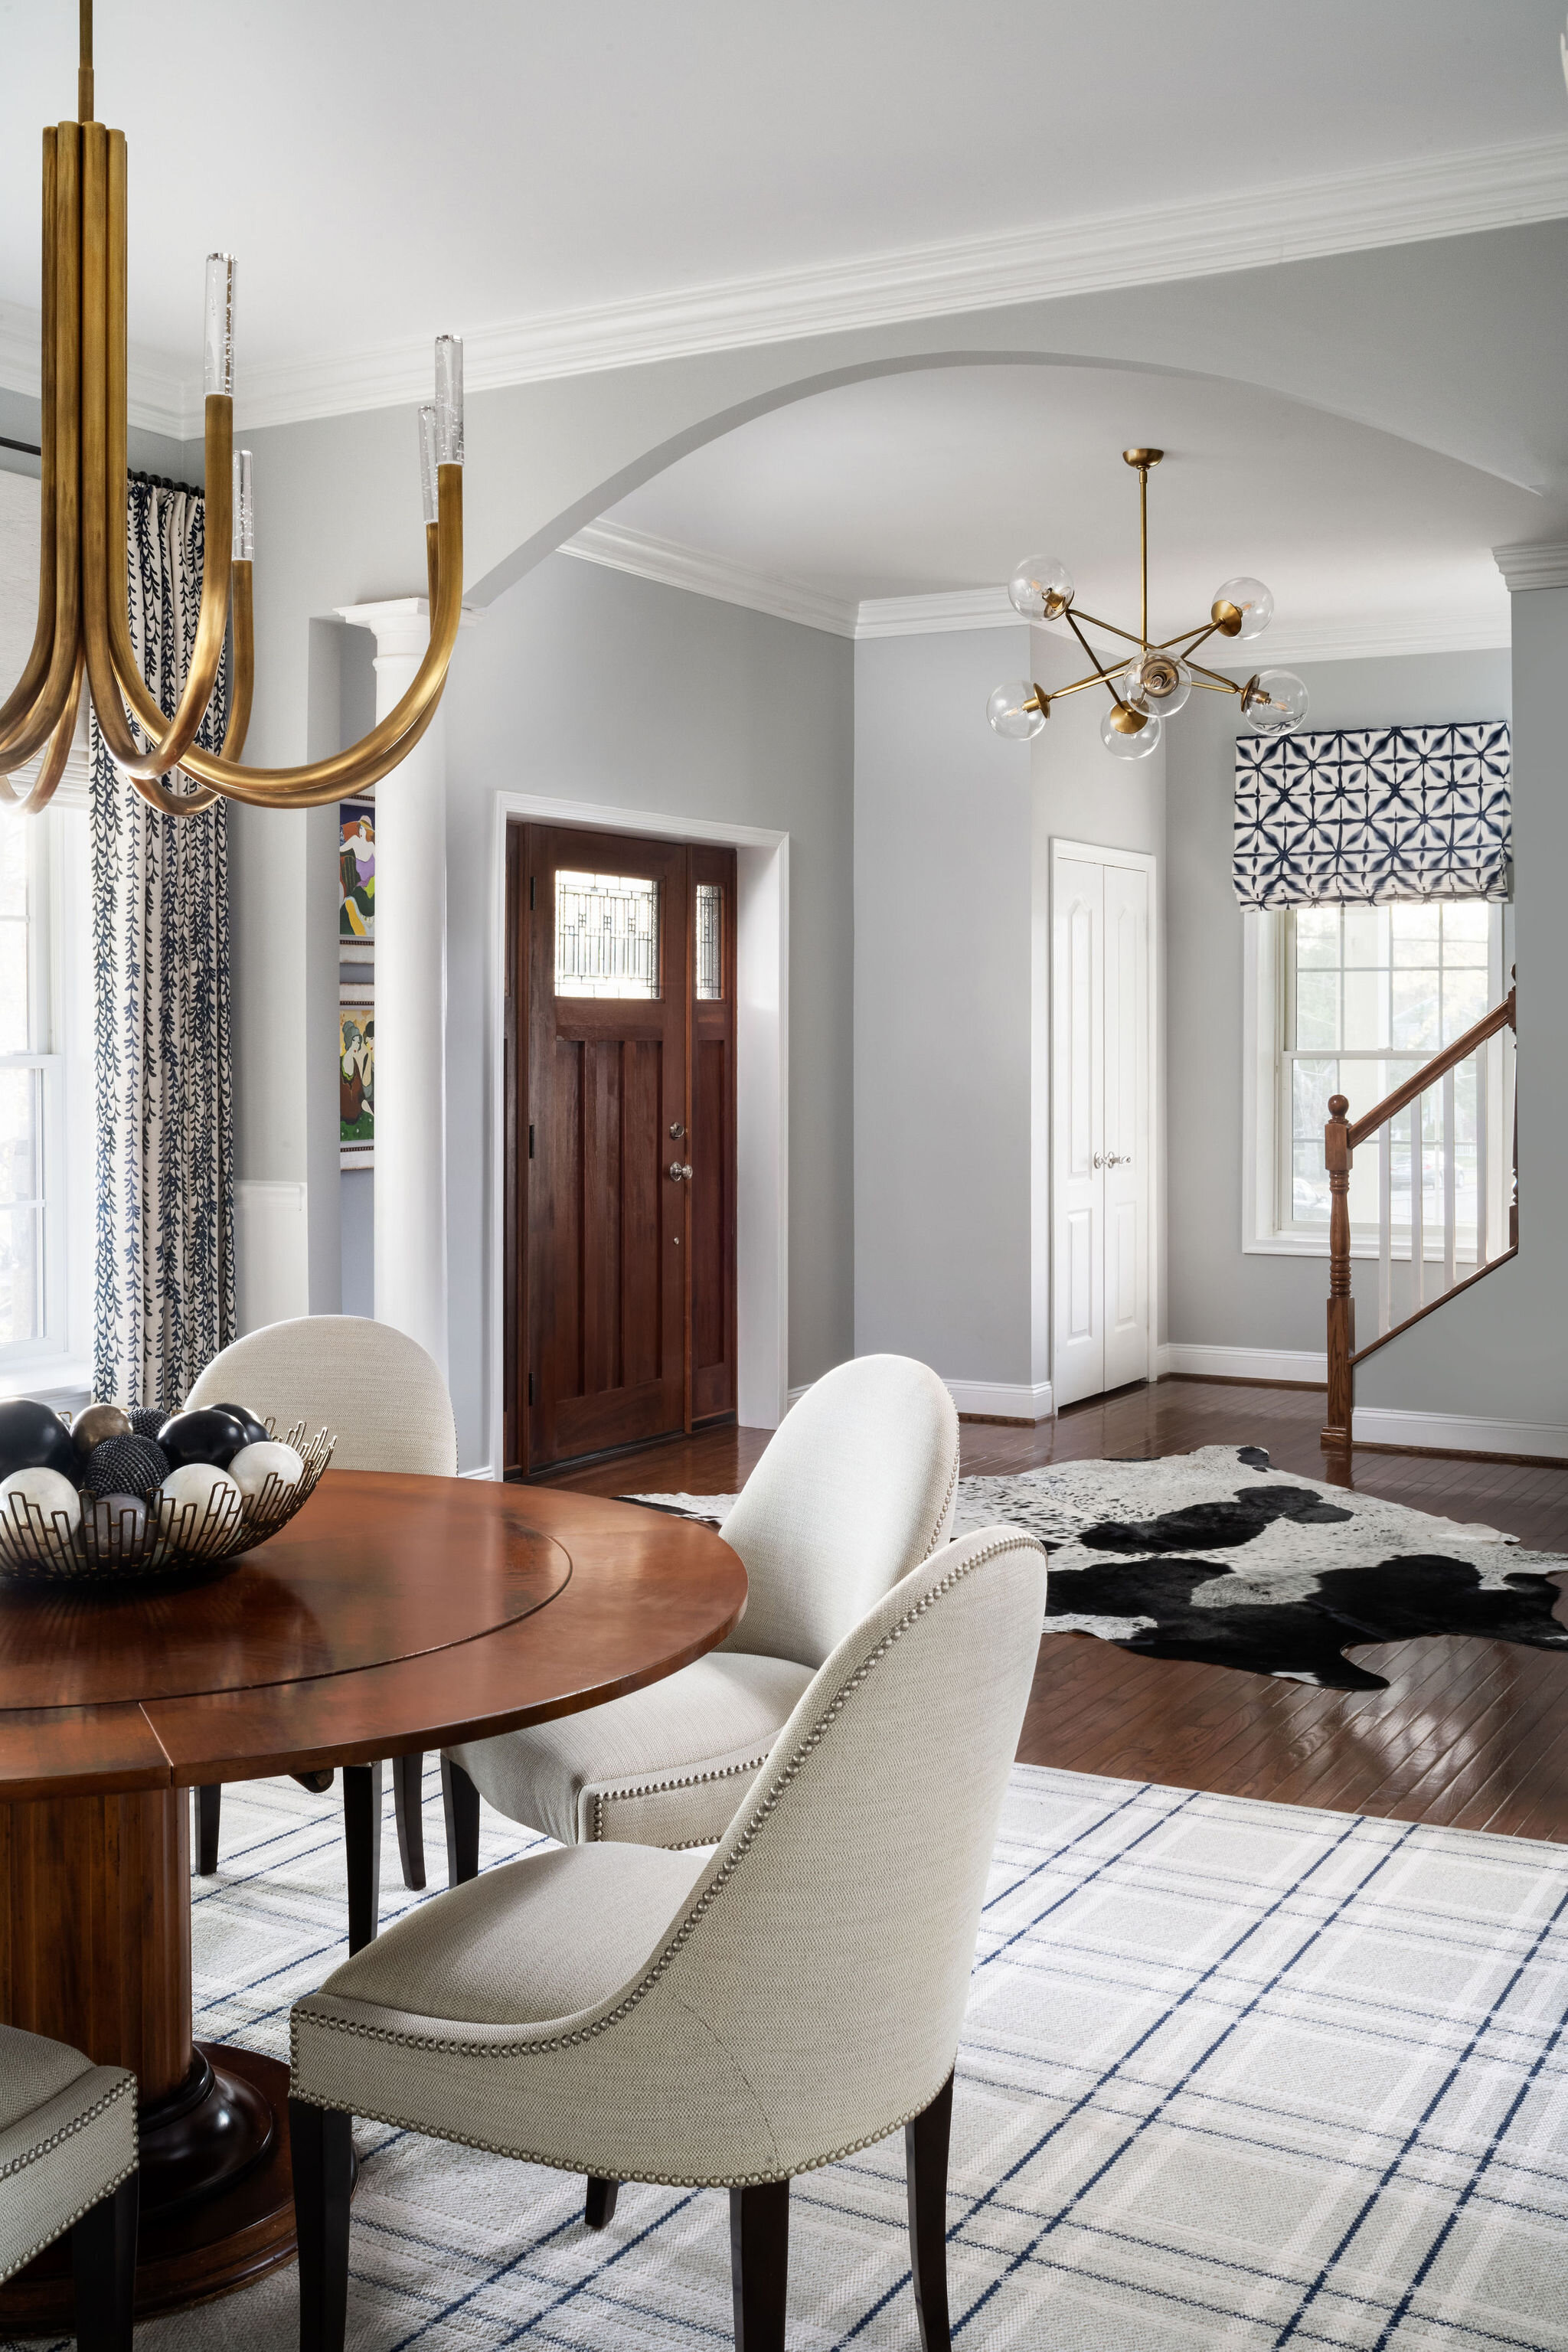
left=0, top=2044, right=301, bottom=2331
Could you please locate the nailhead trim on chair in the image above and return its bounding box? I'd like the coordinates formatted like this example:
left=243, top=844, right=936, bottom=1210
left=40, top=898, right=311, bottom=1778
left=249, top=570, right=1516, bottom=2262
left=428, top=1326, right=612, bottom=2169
left=584, top=1432, right=961, bottom=1847
left=590, top=1749, right=773, bottom=1844
left=0, top=2073, right=139, bottom=2283
left=292, top=1529, right=1034, bottom=2117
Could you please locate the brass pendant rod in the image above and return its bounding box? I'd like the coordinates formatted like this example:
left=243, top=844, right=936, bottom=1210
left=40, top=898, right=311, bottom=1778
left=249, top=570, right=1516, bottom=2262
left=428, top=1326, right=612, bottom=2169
left=1139, top=463, right=1148, bottom=648
left=78, top=0, right=93, bottom=125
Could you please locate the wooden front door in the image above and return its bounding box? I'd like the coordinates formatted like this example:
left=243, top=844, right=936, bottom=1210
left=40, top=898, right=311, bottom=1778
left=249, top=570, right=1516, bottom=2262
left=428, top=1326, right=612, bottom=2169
left=505, top=824, right=737, bottom=1474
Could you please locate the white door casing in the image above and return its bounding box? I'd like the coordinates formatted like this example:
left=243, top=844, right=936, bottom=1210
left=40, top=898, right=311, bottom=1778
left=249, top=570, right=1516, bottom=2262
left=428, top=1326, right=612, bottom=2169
left=1050, top=842, right=1153, bottom=1407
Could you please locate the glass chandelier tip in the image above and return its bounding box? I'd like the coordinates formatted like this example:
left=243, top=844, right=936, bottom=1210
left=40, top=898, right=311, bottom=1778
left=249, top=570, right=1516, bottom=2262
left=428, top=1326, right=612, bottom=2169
left=203, top=253, right=236, bottom=399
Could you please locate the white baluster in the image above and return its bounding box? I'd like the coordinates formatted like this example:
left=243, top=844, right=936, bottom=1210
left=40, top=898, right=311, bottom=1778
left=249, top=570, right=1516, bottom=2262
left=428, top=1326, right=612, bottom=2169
left=1378, top=1116, right=1393, bottom=1338
left=1410, top=1093, right=1425, bottom=1311
left=1442, top=1067, right=1457, bottom=1294
left=1476, top=1036, right=1490, bottom=1266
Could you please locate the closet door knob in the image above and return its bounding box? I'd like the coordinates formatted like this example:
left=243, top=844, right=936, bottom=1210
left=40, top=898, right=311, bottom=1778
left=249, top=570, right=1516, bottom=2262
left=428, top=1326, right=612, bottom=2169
left=668, top=1162, right=694, bottom=1183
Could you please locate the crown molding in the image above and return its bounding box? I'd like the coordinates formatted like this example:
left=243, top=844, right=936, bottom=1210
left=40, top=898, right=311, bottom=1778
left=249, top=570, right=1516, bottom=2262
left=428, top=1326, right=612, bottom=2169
left=0, top=303, right=194, bottom=442
left=1493, top=540, right=1568, bottom=592
left=560, top=519, right=859, bottom=636
left=0, top=132, right=1553, bottom=436
left=855, top=586, right=1018, bottom=637
left=1246, top=611, right=1511, bottom=665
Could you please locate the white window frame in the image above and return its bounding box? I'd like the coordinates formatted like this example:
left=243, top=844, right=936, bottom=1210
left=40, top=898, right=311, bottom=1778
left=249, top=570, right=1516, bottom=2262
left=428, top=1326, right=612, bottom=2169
left=1242, top=900, right=1510, bottom=1259
left=0, top=805, right=93, bottom=1403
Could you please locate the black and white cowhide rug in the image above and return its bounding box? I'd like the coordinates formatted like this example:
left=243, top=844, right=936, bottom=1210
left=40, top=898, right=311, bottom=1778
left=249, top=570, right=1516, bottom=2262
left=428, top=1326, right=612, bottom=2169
left=624, top=1445, right=1568, bottom=1690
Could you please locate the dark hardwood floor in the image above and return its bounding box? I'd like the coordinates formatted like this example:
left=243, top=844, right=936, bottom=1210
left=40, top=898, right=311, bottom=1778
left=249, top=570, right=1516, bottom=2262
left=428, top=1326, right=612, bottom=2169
left=537, top=1378, right=1568, bottom=1844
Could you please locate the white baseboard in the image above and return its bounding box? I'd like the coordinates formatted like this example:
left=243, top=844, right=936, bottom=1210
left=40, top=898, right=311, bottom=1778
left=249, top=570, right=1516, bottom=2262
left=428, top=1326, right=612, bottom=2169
left=1156, top=1343, right=1327, bottom=1386
left=945, top=1379, right=1054, bottom=1423
left=1351, top=1406, right=1568, bottom=1460
left=460, top=1464, right=497, bottom=1481
left=785, top=1375, right=1054, bottom=1423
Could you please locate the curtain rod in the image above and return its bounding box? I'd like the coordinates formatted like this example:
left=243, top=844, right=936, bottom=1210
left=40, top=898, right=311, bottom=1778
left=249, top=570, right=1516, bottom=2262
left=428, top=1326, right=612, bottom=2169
left=0, top=436, right=201, bottom=500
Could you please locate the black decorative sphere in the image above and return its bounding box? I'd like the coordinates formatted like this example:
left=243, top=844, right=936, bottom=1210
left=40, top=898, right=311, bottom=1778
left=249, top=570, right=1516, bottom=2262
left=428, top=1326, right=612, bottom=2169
left=201, top=1400, right=270, bottom=1449
left=156, top=1408, right=247, bottom=1471
left=129, top=1406, right=167, bottom=1440
left=84, top=1435, right=170, bottom=1500
left=0, top=1398, right=80, bottom=1487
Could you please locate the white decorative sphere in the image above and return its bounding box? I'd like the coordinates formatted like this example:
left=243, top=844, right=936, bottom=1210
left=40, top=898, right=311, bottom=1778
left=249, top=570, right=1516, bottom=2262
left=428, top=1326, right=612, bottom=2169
left=155, top=1461, right=241, bottom=1531
left=0, top=1465, right=82, bottom=1534
left=228, top=1439, right=305, bottom=1502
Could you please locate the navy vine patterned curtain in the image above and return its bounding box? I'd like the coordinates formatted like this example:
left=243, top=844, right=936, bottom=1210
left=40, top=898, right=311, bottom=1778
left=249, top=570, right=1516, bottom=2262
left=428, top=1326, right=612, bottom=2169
left=88, top=481, right=235, bottom=1410
left=1233, top=723, right=1511, bottom=910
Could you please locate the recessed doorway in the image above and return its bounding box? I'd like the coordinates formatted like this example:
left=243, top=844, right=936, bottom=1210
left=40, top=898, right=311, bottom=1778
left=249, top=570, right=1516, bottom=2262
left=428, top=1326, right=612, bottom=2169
left=505, top=822, right=737, bottom=1475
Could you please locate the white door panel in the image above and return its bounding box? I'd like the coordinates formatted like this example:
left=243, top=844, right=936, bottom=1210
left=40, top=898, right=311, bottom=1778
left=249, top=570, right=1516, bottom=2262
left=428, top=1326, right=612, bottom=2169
left=1053, top=847, right=1152, bottom=1406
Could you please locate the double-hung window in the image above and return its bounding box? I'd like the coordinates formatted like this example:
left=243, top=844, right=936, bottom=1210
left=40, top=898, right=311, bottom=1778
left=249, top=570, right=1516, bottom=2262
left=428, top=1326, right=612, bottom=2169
left=0, top=806, right=92, bottom=1400
left=1245, top=898, right=1511, bottom=1259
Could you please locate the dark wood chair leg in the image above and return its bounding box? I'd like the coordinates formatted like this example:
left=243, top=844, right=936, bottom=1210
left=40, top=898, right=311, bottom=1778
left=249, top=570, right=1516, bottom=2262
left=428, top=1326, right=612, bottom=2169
left=905, top=2071, right=954, bottom=2352
left=730, top=2177, right=789, bottom=2352
left=584, top=2175, right=619, bottom=2229
left=393, top=1750, right=427, bottom=1890
left=341, top=1759, right=384, bottom=1955
left=291, top=2097, right=354, bottom=2352
left=441, top=1755, right=481, bottom=1886
left=195, top=1781, right=221, bottom=1874
left=70, top=2168, right=139, bottom=2351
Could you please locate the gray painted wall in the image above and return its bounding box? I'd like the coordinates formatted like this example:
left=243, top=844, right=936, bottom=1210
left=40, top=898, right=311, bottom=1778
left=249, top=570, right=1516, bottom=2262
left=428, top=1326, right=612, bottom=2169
left=1162, top=647, right=1513, bottom=1357
left=430, top=552, right=854, bottom=1465
left=854, top=626, right=1034, bottom=1383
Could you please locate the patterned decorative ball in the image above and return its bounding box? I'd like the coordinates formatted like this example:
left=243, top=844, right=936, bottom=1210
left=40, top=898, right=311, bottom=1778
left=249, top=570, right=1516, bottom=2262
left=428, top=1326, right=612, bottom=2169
left=87, top=1491, right=149, bottom=1549
left=129, top=1406, right=167, bottom=1439
left=155, top=1461, right=241, bottom=1530
left=202, top=1400, right=270, bottom=1449
left=228, top=1439, right=304, bottom=1502
left=72, top=1403, right=132, bottom=1458
left=0, top=1399, right=80, bottom=1487
left=157, top=1408, right=248, bottom=1471
left=84, top=1435, right=170, bottom=1501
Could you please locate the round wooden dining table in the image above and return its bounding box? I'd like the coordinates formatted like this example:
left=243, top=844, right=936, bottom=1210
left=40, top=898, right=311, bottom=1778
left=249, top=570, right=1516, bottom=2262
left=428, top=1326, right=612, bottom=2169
left=0, top=1469, right=746, bottom=2331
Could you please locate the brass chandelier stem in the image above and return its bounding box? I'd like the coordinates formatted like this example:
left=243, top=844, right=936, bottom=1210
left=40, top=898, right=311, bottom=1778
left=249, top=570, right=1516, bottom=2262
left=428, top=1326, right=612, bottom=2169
left=1, top=9, right=467, bottom=819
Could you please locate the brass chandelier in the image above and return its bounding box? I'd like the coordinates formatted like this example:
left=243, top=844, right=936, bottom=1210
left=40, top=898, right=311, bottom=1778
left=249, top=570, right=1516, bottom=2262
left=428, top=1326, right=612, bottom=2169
left=988, top=449, right=1308, bottom=760
left=1, top=1, right=466, bottom=819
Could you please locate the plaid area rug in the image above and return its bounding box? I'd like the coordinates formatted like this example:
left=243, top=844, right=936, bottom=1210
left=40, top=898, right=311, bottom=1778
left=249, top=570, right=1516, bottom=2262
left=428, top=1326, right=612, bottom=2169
left=626, top=1446, right=1568, bottom=1689
left=15, top=1762, right=1568, bottom=2351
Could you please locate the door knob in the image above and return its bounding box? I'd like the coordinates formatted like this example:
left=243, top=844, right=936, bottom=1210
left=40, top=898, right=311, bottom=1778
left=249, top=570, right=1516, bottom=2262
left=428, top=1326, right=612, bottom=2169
left=1093, top=1152, right=1130, bottom=1169
left=668, top=1162, right=694, bottom=1183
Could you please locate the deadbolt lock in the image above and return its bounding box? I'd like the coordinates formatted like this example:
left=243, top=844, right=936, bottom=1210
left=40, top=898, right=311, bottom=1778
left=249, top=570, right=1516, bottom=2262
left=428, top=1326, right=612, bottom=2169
left=669, top=1122, right=686, bottom=1138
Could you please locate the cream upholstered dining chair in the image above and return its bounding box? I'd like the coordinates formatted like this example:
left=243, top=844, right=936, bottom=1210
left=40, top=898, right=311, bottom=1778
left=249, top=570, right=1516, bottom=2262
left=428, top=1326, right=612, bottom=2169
left=440, top=1353, right=960, bottom=1873
left=290, top=1521, right=1046, bottom=2352
left=0, top=2025, right=139, bottom=2349
left=186, top=1315, right=458, bottom=1949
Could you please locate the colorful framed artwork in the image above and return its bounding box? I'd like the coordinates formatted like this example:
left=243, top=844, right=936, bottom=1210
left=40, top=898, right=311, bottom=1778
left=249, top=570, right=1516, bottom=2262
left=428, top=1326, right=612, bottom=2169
left=339, top=798, right=375, bottom=963
left=340, top=983, right=374, bottom=1168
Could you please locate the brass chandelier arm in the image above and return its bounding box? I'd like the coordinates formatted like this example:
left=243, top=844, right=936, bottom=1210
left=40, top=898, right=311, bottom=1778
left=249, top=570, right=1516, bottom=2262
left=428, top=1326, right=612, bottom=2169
left=0, top=135, right=60, bottom=750
left=1063, top=607, right=1129, bottom=711
left=0, top=648, right=84, bottom=815
left=139, top=466, right=463, bottom=806
left=0, top=126, right=83, bottom=772
left=1046, top=654, right=1137, bottom=704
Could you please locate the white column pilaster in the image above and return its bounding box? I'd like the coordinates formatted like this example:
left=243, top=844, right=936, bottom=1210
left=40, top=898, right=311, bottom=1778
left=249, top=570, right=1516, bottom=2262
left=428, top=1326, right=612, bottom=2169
left=335, top=596, right=476, bottom=1380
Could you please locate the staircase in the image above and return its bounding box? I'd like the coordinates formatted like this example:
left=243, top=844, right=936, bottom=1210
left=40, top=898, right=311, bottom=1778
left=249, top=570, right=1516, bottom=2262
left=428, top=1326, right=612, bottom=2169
left=1322, top=987, right=1517, bottom=1450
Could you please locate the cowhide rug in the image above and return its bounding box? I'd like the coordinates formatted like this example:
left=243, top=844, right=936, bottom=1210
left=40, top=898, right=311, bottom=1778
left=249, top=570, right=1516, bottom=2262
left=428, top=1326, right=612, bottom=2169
left=624, top=1444, right=1568, bottom=1690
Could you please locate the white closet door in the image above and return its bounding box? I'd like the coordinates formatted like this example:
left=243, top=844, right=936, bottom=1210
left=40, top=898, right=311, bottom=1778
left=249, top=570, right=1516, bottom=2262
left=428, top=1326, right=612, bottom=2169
left=1051, top=858, right=1105, bottom=1407
left=1101, top=860, right=1150, bottom=1390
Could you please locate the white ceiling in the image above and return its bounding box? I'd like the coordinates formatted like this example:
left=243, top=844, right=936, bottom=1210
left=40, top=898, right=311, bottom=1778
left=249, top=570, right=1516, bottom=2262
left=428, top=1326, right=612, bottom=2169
left=1, top=0, right=1566, bottom=431
left=582, top=362, right=1537, bottom=647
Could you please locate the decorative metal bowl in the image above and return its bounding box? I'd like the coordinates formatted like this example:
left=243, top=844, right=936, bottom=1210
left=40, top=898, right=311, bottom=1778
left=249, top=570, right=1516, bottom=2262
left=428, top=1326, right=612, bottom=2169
left=0, top=1422, right=336, bottom=1589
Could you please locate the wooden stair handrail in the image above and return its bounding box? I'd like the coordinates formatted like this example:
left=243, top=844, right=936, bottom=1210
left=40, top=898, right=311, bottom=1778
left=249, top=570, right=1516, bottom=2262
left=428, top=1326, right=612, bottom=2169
left=1323, top=983, right=1517, bottom=1452
left=1346, top=987, right=1515, bottom=1149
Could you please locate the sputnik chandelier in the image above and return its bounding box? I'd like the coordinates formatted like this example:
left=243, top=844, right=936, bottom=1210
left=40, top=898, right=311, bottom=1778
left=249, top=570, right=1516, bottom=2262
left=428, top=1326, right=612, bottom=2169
left=1, top=0, right=466, bottom=819
left=987, top=449, right=1308, bottom=760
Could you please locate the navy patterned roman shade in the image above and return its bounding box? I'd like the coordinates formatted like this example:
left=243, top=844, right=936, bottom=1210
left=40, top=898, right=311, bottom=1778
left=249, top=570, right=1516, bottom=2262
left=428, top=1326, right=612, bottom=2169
left=1232, top=722, right=1511, bottom=910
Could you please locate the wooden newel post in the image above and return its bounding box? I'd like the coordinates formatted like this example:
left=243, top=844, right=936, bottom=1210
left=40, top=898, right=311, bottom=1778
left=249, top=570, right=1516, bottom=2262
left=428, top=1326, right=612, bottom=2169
left=1323, top=1093, right=1354, bottom=1449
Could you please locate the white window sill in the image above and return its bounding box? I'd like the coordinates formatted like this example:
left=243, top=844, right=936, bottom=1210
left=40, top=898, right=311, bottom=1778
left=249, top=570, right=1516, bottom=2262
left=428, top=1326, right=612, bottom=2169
left=1244, top=1233, right=1488, bottom=1267
left=0, top=1357, right=93, bottom=1412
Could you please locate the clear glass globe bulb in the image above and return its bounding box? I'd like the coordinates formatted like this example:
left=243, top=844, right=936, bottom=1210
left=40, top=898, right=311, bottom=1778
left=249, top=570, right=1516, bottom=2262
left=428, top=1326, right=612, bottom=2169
left=1211, top=575, right=1274, bottom=642
left=987, top=679, right=1047, bottom=741
left=1124, top=649, right=1191, bottom=717
left=1008, top=554, right=1073, bottom=625
left=1100, top=704, right=1162, bottom=760
left=1242, top=668, right=1308, bottom=737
